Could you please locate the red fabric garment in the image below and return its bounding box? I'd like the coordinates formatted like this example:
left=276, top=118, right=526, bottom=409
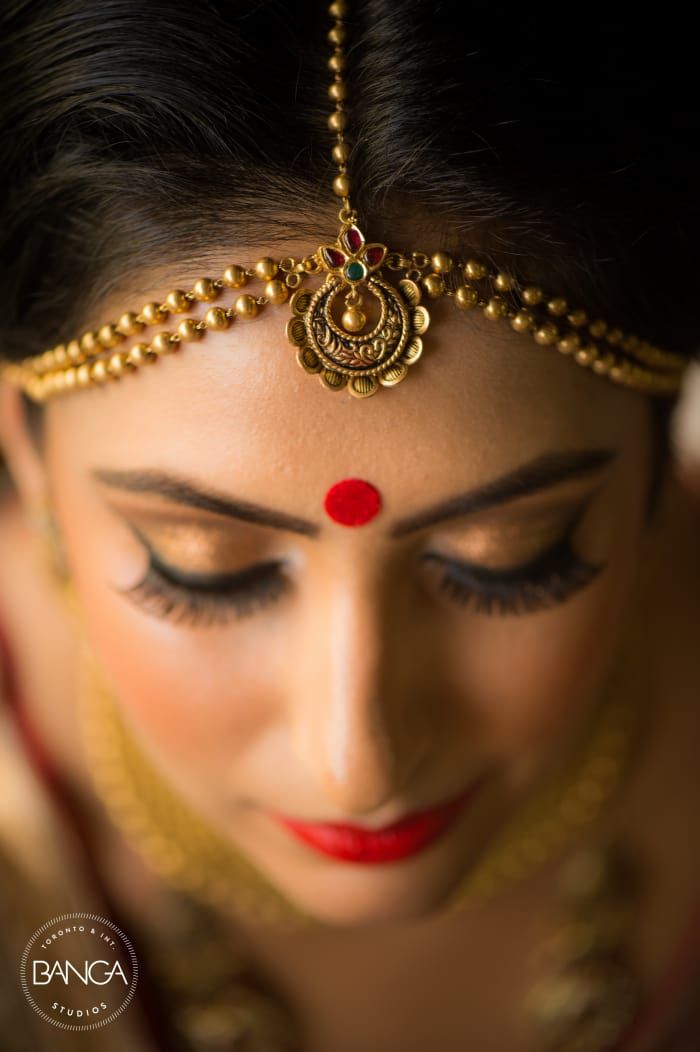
left=1, top=609, right=700, bottom=1049
left=0, top=609, right=172, bottom=1051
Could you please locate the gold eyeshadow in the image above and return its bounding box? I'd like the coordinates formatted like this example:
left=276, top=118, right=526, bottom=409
left=110, top=482, right=596, bottom=581
left=428, top=490, right=596, bottom=570
left=110, top=504, right=270, bottom=574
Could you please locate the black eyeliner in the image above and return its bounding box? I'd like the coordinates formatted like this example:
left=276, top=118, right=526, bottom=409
left=124, top=519, right=283, bottom=593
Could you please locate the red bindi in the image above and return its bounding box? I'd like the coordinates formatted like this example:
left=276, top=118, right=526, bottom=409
left=324, top=478, right=382, bottom=526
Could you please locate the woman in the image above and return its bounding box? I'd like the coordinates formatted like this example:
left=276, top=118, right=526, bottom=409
left=0, top=2, right=699, bottom=1049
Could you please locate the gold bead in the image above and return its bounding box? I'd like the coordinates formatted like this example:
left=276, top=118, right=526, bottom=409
left=328, top=81, right=347, bottom=102
left=533, top=322, right=560, bottom=346
left=203, top=307, right=230, bottom=330
left=255, top=257, right=278, bottom=281
left=464, top=259, right=488, bottom=281
left=483, top=296, right=508, bottom=320
left=510, top=309, right=534, bottom=332
left=165, top=289, right=190, bottom=313
left=26, top=377, right=44, bottom=400
left=222, top=265, right=247, bottom=288
left=422, top=274, right=445, bottom=298
left=127, top=343, right=152, bottom=367
left=97, top=324, right=122, bottom=349
left=547, top=296, right=569, bottom=316
left=151, top=332, right=176, bottom=355
left=177, top=319, right=203, bottom=341
left=606, top=327, right=623, bottom=346
left=575, top=346, right=597, bottom=366
left=80, top=331, right=97, bottom=354
left=141, top=302, right=167, bottom=325
left=494, top=272, right=513, bottom=292
left=557, top=333, right=582, bottom=355
left=568, top=309, right=588, bottom=327
left=264, top=279, right=289, bottom=304
left=90, top=360, right=109, bottom=383
left=430, top=252, right=453, bottom=274
left=107, top=353, right=126, bottom=377
left=53, top=345, right=67, bottom=366
left=117, top=311, right=145, bottom=335
left=67, top=340, right=82, bottom=362
left=328, top=52, right=346, bottom=73
left=234, top=294, right=259, bottom=319
left=521, top=286, right=544, bottom=306
left=328, top=25, right=346, bottom=46
left=592, top=352, right=615, bottom=375
left=328, top=110, right=347, bottom=132
left=333, top=173, right=351, bottom=198
left=332, top=141, right=349, bottom=165
left=589, top=319, right=607, bottom=338
left=454, top=284, right=479, bottom=310
left=192, top=278, right=219, bottom=302
left=76, top=363, right=91, bottom=387
left=329, top=0, right=348, bottom=16
left=342, top=307, right=366, bottom=332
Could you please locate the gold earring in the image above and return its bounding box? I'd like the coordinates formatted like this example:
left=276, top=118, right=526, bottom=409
left=25, top=498, right=76, bottom=607
left=524, top=838, right=641, bottom=1050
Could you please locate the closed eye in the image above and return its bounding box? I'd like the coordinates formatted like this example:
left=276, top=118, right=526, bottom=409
left=111, top=522, right=289, bottom=626
left=422, top=529, right=606, bottom=616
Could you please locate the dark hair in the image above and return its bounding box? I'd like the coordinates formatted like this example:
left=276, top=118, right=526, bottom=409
left=1, top=0, right=698, bottom=468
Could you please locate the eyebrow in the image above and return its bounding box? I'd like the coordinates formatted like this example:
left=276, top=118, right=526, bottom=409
left=90, top=447, right=616, bottom=540
left=92, top=467, right=321, bottom=537
left=390, top=447, right=616, bottom=537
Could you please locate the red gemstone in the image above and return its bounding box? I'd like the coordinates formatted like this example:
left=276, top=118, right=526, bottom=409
left=324, top=478, right=382, bottom=527
left=323, top=247, right=346, bottom=269
left=365, top=245, right=385, bottom=267
left=343, top=226, right=364, bottom=253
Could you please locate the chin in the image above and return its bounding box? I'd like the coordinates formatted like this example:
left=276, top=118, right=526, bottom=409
left=247, top=841, right=480, bottom=931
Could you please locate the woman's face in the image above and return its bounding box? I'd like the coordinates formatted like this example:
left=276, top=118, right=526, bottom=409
left=35, top=246, right=655, bottom=927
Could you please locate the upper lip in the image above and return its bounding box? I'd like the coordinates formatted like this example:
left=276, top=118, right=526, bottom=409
left=270, top=776, right=484, bottom=833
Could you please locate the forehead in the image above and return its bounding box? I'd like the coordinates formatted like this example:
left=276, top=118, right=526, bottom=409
left=45, top=256, right=649, bottom=503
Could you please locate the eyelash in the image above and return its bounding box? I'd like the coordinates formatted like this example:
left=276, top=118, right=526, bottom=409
left=118, top=524, right=605, bottom=627
left=423, top=531, right=605, bottom=617
left=119, top=558, right=289, bottom=627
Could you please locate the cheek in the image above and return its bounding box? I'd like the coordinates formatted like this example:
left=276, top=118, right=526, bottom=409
left=86, top=609, right=280, bottom=815
left=60, top=497, right=284, bottom=814
left=447, top=544, right=639, bottom=777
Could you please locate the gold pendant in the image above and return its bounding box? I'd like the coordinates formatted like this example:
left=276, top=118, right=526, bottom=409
left=286, top=222, right=430, bottom=398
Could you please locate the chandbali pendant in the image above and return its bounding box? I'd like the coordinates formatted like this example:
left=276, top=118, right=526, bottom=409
left=286, top=219, right=430, bottom=398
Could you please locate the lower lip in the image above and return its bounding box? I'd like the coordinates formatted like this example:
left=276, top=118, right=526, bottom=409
left=268, top=778, right=487, bottom=863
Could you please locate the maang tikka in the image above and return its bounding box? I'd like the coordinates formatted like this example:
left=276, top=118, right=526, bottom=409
left=0, top=1, right=689, bottom=402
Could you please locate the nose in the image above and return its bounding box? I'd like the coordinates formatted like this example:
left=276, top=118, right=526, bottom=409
left=289, top=558, right=435, bottom=818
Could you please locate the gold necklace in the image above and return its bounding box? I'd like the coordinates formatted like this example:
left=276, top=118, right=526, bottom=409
left=73, top=588, right=644, bottom=935
left=444, top=637, right=643, bottom=912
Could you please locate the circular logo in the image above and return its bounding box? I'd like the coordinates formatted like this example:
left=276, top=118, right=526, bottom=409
left=20, top=912, right=138, bottom=1031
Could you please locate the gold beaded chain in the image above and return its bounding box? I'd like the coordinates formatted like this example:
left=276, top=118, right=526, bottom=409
left=0, top=0, right=690, bottom=402
left=65, top=554, right=645, bottom=933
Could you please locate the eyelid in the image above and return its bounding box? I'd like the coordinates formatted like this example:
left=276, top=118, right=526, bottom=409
left=125, top=520, right=285, bottom=590
left=425, top=499, right=592, bottom=580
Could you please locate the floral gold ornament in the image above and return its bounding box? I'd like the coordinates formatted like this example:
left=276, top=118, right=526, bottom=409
left=286, top=221, right=429, bottom=397
left=0, top=0, right=691, bottom=402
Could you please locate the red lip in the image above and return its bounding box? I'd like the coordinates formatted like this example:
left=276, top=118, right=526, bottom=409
left=268, top=777, right=487, bottom=863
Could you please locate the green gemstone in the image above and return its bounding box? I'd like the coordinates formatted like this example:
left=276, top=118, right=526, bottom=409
left=345, top=260, right=366, bottom=281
